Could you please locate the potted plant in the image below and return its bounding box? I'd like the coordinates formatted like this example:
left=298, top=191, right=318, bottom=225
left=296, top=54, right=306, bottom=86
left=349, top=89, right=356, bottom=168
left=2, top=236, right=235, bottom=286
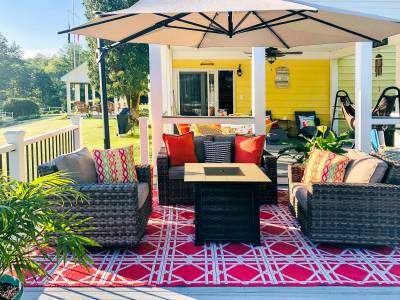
left=0, top=172, right=99, bottom=300
left=279, top=126, right=352, bottom=163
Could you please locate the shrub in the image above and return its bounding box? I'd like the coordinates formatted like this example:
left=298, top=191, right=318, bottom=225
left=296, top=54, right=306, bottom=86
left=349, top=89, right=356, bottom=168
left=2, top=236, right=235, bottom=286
left=2, top=98, right=39, bottom=118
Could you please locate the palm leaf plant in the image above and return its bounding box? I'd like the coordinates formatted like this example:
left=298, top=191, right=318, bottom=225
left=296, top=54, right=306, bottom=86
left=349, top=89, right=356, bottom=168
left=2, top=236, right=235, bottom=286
left=279, top=126, right=352, bottom=163
left=0, top=172, right=99, bottom=298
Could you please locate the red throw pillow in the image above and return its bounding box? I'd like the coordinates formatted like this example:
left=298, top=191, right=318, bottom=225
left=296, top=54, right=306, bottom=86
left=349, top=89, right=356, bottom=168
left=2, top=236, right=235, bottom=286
left=234, top=135, right=266, bottom=165
left=162, top=132, right=198, bottom=166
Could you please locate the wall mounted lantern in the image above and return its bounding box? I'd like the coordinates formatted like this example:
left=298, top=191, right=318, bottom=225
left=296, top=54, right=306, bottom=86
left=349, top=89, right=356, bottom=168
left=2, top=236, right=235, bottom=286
left=236, top=64, right=243, bottom=77
left=375, top=54, right=383, bottom=77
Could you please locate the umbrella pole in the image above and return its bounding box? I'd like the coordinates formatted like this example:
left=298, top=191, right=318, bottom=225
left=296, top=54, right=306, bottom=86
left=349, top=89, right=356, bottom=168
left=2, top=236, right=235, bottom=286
left=97, top=38, right=111, bottom=149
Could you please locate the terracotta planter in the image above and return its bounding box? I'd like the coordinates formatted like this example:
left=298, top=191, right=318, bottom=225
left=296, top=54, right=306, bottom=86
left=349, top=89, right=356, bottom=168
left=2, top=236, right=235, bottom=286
left=0, top=275, right=23, bottom=300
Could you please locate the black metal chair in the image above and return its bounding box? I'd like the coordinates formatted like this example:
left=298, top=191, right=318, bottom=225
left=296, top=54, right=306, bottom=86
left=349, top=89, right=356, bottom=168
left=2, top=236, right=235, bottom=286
left=294, top=111, right=320, bottom=137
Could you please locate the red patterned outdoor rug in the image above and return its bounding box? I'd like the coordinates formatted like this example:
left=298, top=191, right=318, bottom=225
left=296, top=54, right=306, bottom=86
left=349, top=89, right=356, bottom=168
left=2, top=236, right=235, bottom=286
left=25, top=190, right=400, bottom=287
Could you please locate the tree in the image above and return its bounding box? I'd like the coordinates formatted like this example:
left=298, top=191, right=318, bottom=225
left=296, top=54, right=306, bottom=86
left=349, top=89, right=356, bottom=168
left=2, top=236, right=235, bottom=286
left=83, top=0, right=149, bottom=116
left=0, top=33, right=24, bottom=101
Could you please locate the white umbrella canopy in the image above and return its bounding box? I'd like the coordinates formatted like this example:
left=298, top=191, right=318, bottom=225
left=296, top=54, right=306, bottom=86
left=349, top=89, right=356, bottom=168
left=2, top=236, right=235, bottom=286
left=62, top=0, right=400, bottom=49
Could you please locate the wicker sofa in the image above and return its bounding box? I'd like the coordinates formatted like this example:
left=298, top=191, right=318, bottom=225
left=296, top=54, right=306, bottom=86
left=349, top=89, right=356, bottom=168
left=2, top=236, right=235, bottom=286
left=157, top=134, right=278, bottom=205
left=38, top=149, right=152, bottom=248
left=288, top=152, right=400, bottom=246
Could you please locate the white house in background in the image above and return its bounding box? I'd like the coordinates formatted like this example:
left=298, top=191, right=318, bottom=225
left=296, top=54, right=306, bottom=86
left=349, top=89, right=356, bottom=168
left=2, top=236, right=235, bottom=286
left=61, top=62, right=96, bottom=114
left=148, top=0, right=400, bottom=163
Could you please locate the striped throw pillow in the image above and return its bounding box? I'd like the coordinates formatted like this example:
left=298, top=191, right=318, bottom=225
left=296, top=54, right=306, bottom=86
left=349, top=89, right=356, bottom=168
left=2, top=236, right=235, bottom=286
left=204, top=141, right=231, bottom=163
left=302, top=148, right=349, bottom=184
left=92, top=145, right=137, bottom=184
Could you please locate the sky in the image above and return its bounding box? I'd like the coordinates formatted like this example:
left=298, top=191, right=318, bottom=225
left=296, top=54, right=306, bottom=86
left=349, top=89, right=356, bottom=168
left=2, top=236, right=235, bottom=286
left=0, top=0, right=87, bottom=58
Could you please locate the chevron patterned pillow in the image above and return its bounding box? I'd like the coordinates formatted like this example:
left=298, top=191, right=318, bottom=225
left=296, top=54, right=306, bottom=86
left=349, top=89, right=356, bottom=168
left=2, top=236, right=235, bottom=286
left=204, top=141, right=232, bottom=163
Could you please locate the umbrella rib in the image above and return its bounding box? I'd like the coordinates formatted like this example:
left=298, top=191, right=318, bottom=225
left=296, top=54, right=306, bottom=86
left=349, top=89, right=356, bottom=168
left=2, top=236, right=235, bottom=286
left=155, top=13, right=225, bottom=34
left=198, top=12, right=228, bottom=33
left=252, top=11, right=290, bottom=49
left=234, top=11, right=305, bottom=35
left=289, top=10, right=382, bottom=43
left=197, top=13, right=220, bottom=48
left=165, top=24, right=224, bottom=34
left=106, top=13, right=191, bottom=49
left=58, top=13, right=137, bottom=35
left=233, top=11, right=252, bottom=32
left=268, top=17, right=308, bottom=27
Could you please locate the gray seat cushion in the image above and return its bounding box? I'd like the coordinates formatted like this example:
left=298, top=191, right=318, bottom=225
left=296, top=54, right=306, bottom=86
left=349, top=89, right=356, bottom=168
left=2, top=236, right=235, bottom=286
left=344, top=150, right=388, bottom=183
left=54, top=147, right=97, bottom=184
left=169, top=166, right=185, bottom=180
left=194, top=135, right=214, bottom=162
left=138, top=182, right=149, bottom=209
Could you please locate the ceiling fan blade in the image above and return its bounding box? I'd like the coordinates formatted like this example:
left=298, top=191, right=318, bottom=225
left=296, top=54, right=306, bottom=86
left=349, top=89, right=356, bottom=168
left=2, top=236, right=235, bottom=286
left=281, top=51, right=303, bottom=55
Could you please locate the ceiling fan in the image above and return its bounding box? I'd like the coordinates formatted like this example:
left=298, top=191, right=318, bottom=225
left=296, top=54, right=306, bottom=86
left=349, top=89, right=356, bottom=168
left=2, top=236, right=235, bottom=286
left=244, top=47, right=303, bottom=64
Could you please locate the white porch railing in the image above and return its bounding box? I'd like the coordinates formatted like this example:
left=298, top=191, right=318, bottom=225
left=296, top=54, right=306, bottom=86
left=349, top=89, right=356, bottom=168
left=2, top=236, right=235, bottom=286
left=1, top=116, right=82, bottom=182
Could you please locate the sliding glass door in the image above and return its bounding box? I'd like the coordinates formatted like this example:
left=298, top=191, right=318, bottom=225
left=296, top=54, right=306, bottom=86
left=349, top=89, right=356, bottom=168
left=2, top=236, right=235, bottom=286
left=179, top=72, right=208, bottom=116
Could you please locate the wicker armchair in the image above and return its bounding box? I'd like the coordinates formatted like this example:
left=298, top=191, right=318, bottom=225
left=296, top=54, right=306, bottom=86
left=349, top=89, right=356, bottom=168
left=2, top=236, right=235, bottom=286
left=157, top=147, right=278, bottom=205
left=38, top=164, right=153, bottom=248
left=288, top=158, right=400, bottom=246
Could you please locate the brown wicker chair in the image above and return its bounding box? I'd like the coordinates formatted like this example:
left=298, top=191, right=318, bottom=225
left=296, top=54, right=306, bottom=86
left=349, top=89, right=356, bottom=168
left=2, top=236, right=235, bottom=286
left=288, top=156, right=400, bottom=246
left=157, top=135, right=278, bottom=205
left=38, top=164, right=153, bottom=248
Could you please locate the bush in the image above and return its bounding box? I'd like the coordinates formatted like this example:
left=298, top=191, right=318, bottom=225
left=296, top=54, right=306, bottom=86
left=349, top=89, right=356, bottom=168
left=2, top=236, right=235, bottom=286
left=2, top=98, right=39, bottom=118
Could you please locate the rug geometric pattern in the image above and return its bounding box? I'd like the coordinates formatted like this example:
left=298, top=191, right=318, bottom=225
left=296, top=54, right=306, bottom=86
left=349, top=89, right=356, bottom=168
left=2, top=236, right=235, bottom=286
left=25, top=190, right=400, bottom=287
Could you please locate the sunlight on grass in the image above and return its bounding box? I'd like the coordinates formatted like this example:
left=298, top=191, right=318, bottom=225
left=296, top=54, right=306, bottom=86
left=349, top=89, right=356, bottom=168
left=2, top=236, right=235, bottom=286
left=0, top=115, right=151, bottom=163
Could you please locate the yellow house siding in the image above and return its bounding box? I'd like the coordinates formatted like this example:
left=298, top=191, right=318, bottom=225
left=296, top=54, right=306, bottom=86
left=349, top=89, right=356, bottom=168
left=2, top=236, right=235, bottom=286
left=337, top=45, right=396, bottom=131
left=266, top=60, right=331, bottom=128
left=172, top=59, right=331, bottom=130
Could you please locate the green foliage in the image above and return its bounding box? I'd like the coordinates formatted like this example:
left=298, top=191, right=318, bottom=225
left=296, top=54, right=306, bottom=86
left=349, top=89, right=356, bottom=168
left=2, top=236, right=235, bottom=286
left=0, top=32, right=89, bottom=109
left=279, top=126, right=352, bottom=163
left=2, top=98, right=39, bottom=118
left=84, top=0, right=149, bottom=115
left=0, top=172, right=99, bottom=283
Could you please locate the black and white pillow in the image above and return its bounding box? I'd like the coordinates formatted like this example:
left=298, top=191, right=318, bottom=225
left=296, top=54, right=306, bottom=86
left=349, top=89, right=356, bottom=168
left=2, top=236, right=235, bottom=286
left=204, top=141, right=231, bottom=163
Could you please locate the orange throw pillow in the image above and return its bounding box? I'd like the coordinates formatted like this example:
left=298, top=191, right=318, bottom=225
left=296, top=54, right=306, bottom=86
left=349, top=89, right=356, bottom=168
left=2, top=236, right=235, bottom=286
left=176, top=124, right=191, bottom=134
left=234, top=135, right=266, bottom=165
left=162, top=132, right=198, bottom=166
left=302, top=148, right=350, bottom=184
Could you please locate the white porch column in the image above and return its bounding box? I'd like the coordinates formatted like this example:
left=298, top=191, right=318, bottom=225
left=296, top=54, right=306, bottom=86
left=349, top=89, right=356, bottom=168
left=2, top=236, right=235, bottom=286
left=395, top=43, right=400, bottom=147
left=355, top=42, right=373, bottom=152
left=330, top=59, right=339, bottom=133
left=139, top=117, right=149, bottom=164
left=70, top=115, right=82, bottom=149
left=66, top=82, right=72, bottom=115
left=92, top=86, right=96, bottom=101
left=84, top=84, right=89, bottom=105
left=4, top=131, right=26, bottom=181
left=149, top=44, right=168, bottom=168
left=74, top=83, right=80, bottom=105
left=251, top=47, right=266, bottom=135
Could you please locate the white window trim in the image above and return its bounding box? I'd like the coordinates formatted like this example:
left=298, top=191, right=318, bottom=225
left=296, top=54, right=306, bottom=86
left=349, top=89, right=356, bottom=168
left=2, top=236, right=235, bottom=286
left=172, top=68, right=236, bottom=116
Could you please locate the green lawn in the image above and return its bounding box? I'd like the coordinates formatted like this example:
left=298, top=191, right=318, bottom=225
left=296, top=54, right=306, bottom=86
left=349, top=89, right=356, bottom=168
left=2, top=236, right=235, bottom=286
left=0, top=115, right=151, bottom=163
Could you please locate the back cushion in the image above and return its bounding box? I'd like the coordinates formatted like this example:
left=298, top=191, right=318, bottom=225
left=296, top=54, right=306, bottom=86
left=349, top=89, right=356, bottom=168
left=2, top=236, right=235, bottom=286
left=234, top=135, right=266, bottom=165
left=204, top=141, right=232, bottom=163
left=92, top=145, right=138, bottom=184
left=344, top=150, right=388, bottom=183
left=302, top=148, right=349, bottom=184
left=162, top=132, right=198, bottom=166
left=214, top=134, right=235, bottom=161
left=54, top=147, right=97, bottom=184
left=194, top=135, right=214, bottom=163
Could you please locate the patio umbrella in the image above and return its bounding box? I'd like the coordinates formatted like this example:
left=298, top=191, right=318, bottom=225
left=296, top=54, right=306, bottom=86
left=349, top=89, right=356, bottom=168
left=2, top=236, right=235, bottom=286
left=60, top=0, right=400, bottom=149
left=61, top=0, right=400, bottom=49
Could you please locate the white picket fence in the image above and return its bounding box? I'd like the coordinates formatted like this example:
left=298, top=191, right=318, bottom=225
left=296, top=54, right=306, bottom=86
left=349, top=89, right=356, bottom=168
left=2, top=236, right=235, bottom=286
left=0, top=116, right=81, bottom=181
